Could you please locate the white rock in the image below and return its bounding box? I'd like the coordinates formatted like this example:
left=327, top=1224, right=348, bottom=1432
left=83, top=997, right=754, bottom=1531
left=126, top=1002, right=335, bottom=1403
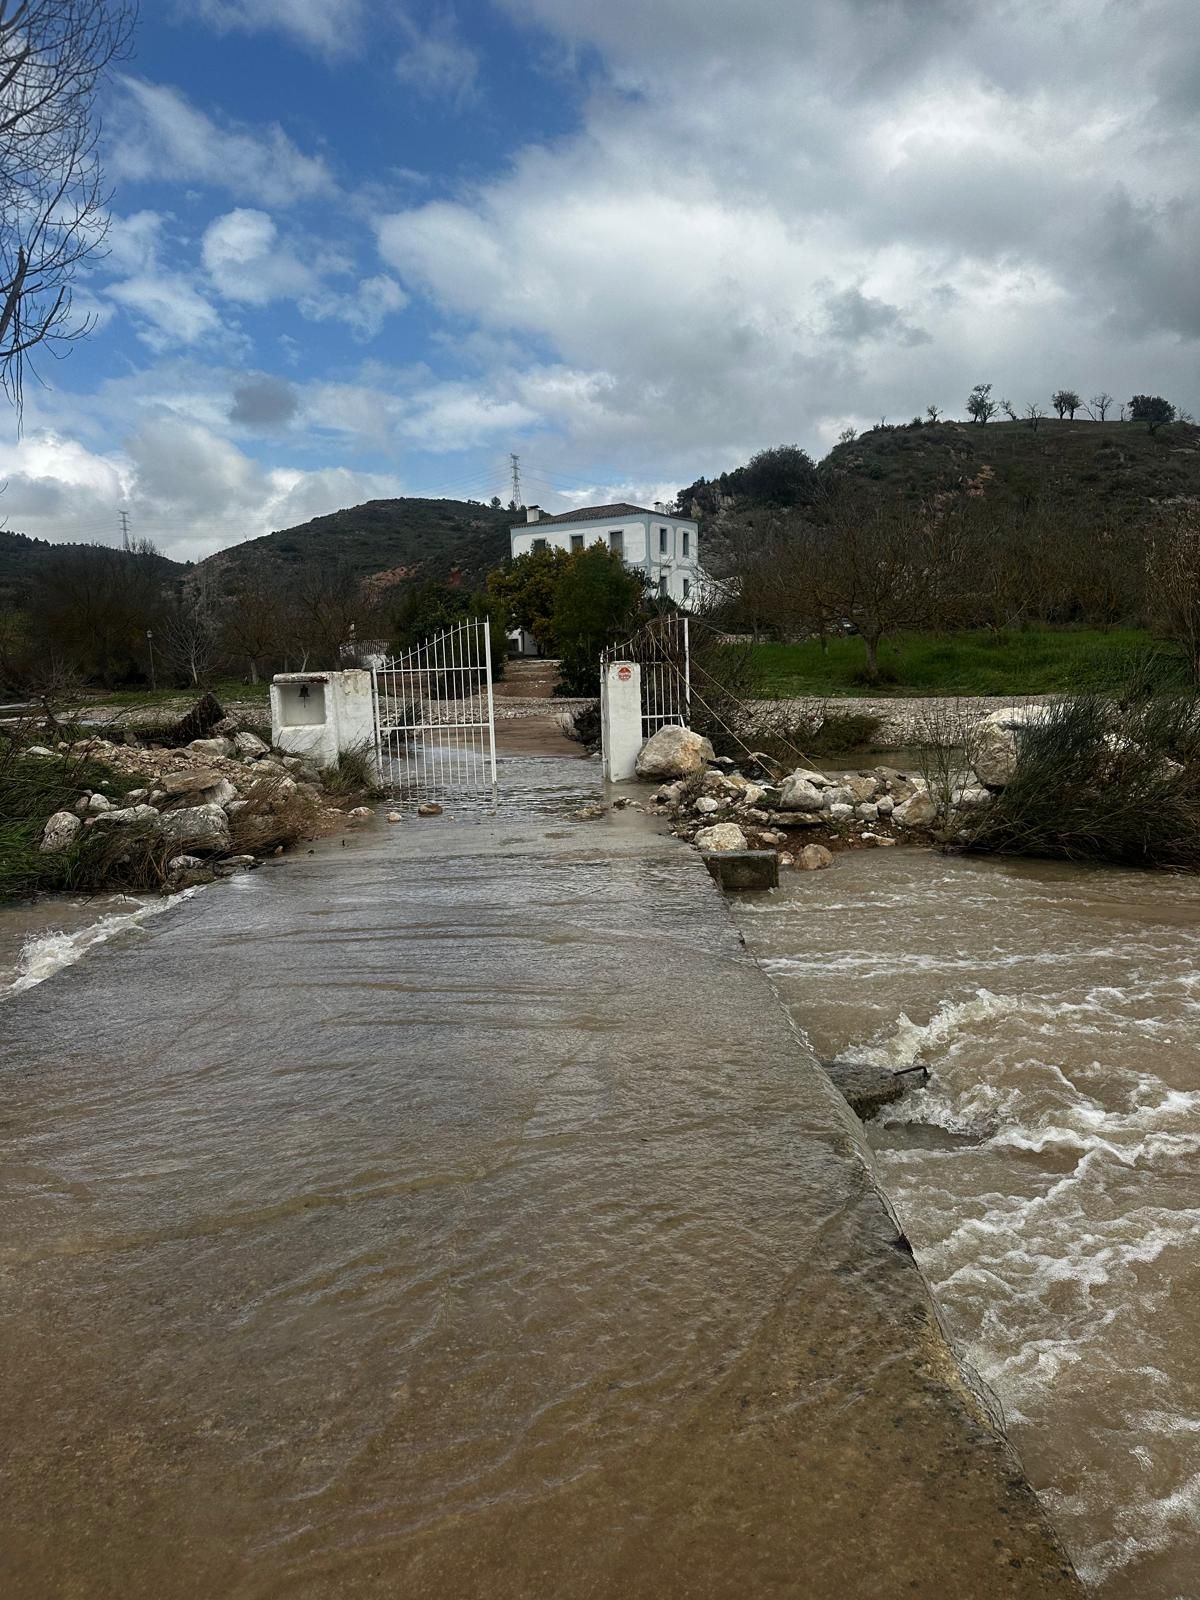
left=786, top=767, right=832, bottom=789
left=968, top=705, right=1052, bottom=789
left=824, top=785, right=853, bottom=806
left=894, top=790, right=938, bottom=828
left=167, top=854, right=204, bottom=873
left=90, top=805, right=163, bottom=829
left=126, top=788, right=148, bottom=803
left=829, top=802, right=854, bottom=821
left=160, top=803, right=232, bottom=853
left=634, top=725, right=716, bottom=780
left=187, top=736, right=235, bottom=760
left=86, top=792, right=111, bottom=813
left=26, top=745, right=55, bottom=757
left=348, top=806, right=372, bottom=819
left=694, top=796, right=721, bottom=815
left=876, top=795, right=895, bottom=816
left=39, top=811, right=82, bottom=853
left=386, top=811, right=402, bottom=823
left=855, top=802, right=879, bottom=822
left=776, top=775, right=830, bottom=812
left=952, top=784, right=992, bottom=808
left=233, top=731, right=270, bottom=758
left=694, top=822, right=749, bottom=852
left=798, top=843, right=834, bottom=870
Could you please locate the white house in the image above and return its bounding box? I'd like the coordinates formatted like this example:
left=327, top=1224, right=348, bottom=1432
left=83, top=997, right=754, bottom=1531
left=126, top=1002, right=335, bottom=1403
left=510, top=502, right=702, bottom=605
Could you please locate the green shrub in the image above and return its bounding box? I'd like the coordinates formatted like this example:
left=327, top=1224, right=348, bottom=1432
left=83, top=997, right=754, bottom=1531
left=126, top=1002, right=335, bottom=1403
left=959, top=693, right=1200, bottom=869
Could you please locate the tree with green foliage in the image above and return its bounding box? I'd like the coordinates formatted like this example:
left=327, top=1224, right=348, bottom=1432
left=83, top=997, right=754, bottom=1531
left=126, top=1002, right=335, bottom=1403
left=737, top=444, right=818, bottom=506
left=551, top=545, right=645, bottom=696
left=391, top=580, right=506, bottom=677
left=966, top=382, right=998, bottom=424
left=486, top=546, right=569, bottom=652
left=1052, top=389, right=1082, bottom=420
left=1130, top=394, right=1176, bottom=433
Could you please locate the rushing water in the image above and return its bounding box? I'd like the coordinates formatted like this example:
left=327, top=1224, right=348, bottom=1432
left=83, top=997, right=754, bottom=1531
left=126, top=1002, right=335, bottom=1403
left=737, top=848, right=1200, bottom=1599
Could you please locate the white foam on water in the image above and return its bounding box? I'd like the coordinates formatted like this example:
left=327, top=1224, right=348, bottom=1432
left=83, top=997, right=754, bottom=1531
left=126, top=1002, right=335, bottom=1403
left=1, top=888, right=199, bottom=1000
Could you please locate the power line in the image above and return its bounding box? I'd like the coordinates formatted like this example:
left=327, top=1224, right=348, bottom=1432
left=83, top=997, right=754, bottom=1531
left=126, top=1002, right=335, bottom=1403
left=118, top=510, right=130, bottom=551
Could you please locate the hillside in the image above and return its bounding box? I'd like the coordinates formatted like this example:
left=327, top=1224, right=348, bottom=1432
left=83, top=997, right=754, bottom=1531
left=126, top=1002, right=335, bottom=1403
left=200, top=498, right=513, bottom=592
left=0, top=528, right=185, bottom=608
left=694, top=418, right=1200, bottom=574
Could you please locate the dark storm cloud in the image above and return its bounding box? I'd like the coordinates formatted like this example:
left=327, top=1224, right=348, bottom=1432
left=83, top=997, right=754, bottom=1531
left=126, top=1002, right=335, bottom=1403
left=229, top=374, right=299, bottom=427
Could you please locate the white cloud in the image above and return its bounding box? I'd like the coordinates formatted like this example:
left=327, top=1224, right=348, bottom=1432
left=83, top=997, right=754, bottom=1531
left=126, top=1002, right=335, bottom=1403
left=0, top=422, right=402, bottom=563
left=184, top=0, right=366, bottom=56
left=107, top=273, right=223, bottom=351
left=374, top=0, right=1200, bottom=476
left=394, top=9, right=479, bottom=108
left=110, top=78, right=336, bottom=208
left=201, top=208, right=322, bottom=305
left=307, top=273, right=410, bottom=340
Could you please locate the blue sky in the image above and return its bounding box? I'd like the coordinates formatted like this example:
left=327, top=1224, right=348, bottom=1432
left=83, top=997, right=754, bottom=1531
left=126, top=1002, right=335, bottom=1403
left=4, top=0, right=1198, bottom=561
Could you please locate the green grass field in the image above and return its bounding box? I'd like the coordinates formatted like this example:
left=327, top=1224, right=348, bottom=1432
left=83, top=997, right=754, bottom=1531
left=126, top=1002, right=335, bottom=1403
left=84, top=677, right=271, bottom=709
left=751, top=628, right=1173, bottom=697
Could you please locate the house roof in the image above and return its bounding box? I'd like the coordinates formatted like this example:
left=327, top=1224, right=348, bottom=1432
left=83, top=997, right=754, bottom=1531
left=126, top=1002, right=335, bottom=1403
left=511, top=502, right=695, bottom=530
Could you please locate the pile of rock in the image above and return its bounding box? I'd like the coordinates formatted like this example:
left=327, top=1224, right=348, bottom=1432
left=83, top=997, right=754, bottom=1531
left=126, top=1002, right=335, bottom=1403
left=32, top=723, right=353, bottom=888
left=634, top=725, right=941, bottom=874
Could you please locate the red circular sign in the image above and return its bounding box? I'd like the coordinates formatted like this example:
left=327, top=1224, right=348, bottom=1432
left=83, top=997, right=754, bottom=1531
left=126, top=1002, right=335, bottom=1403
left=617, top=665, right=632, bottom=682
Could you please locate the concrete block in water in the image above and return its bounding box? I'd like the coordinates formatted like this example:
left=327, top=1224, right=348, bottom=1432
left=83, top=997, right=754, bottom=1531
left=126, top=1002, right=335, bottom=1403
left=702, top=849, right=779, bottom=891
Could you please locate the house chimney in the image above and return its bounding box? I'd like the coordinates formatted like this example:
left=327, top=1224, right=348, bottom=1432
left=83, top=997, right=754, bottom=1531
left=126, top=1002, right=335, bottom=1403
left=653, top=501, right=665, bottom=513
left=526, top=505, right=542, bottom=523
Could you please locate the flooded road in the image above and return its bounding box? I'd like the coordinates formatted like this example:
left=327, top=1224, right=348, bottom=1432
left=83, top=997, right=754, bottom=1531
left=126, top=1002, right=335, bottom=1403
left=737, top=849, right=1200, bottom=1600
left=0, top=758, right=1078, bottom=1599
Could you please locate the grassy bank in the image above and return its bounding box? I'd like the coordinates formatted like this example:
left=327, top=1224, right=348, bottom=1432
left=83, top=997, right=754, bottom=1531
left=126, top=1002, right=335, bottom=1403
left=81, top=678, right=271, bottom=711
left=752, top=628, right=1166, bottom=697
left=0, top=747, right=152, bottom=900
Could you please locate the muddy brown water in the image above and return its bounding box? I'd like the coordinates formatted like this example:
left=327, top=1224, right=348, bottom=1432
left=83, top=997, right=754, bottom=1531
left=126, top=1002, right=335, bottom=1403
left=0, top=758, right=1083, bottom=1600
left=736, top=848, right=1200, bottom=1599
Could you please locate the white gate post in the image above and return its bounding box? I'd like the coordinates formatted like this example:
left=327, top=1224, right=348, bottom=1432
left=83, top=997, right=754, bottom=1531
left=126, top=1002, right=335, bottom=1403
left=601, top=659, right=643, bottom=782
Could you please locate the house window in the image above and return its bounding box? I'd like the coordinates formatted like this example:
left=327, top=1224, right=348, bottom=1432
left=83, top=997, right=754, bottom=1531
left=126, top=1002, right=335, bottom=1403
left=658, top=575, right=668, bottom=597
left=570, top=533, right=583, bottom=551
left=532, top=537, right=547, bottom=553
left=682, top=578, right=690, bottom=600
left=681, top=530, right=690, bottom=559
left=659, top=526, right=668, bottom=553
left=609, top=530, right=623, bottom=554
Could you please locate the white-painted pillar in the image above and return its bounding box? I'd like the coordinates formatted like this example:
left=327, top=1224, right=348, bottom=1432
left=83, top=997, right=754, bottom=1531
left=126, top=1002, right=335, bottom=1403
left=601, top=659, right=643, bottom=782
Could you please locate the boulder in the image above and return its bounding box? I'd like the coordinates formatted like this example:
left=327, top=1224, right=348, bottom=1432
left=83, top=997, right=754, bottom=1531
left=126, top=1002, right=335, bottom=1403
left=876, top=795, right=895, bottom=816
left=160, top=768, right=226, bottom=798
left=635, top=725, right=715, bottom=780
left=187, top=736, right=235, bottom=760
left=874, top=767, right=921, bottom=802
left=234, top=731, right=270, bottom=758
left=855, top=802, right=879, bottom=822
left=968, top=705, right=1051, bottom=789
left=952, top=784, right=992, bottom=808
left=694, top=796, right=720, bottom=815
left=348, top=805, right=372, bottom=819
left=90, top=804, right=163, bottom=829
left=86, top=792, right=111, bottom=813
left=894, top=790, right=938, bottom=829
left=786, top=767, right=832, bottom=789
left=166, top=854, right=204, bottom=873
left=776, top=774, right=829, bottom=812
left=843, top=774, right=881, bottom=805
left=213, top=855, right=258, bottom=876
left=26, top=745, right=56, bottom=758
left=693, top=822, right=748, bottom=852
left=160, top=803, right=232, bottom=853
left=39, top=811, right=82, bottom=853
left=829, top=802, right=854, bottom=821
left=798, top=843, right=834, bottom=871
left=126, top=788, right=149, bottom=803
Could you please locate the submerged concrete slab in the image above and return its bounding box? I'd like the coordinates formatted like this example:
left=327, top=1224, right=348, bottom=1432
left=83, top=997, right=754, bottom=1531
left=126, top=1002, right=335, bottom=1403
left=0, top=756, right=1081, bottom=1599
left=702, top=847, right=780, bottom=891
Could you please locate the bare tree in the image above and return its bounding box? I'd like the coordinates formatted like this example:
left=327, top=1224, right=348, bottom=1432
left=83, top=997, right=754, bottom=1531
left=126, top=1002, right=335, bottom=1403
left=1146, top=503, right=1200, bottom=683
left=220, top=558, right=289, bottom=682
left=925, top=403, right=942, bottom=423
left=1052, top=389, right=1081, bottom=420
left=999, top=398, right=1018, bottom=421
left=1024, top=401, right=1046, bottom=431
left=161, top=577, right=219, bottom=687
left=1089, top=391, right=1113, bottom=422
left=0, top=0, right=137, bottom=415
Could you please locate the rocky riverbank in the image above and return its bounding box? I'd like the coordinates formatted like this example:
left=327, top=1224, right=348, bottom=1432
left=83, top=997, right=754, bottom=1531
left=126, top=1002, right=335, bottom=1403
left=10, top=717, right=368, bottom=899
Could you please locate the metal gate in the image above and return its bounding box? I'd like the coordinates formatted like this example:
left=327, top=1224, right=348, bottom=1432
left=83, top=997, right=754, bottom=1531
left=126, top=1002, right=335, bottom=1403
left=372, top=617, right=498, bottom=801
left=601, top=614, right=691, bottom=739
